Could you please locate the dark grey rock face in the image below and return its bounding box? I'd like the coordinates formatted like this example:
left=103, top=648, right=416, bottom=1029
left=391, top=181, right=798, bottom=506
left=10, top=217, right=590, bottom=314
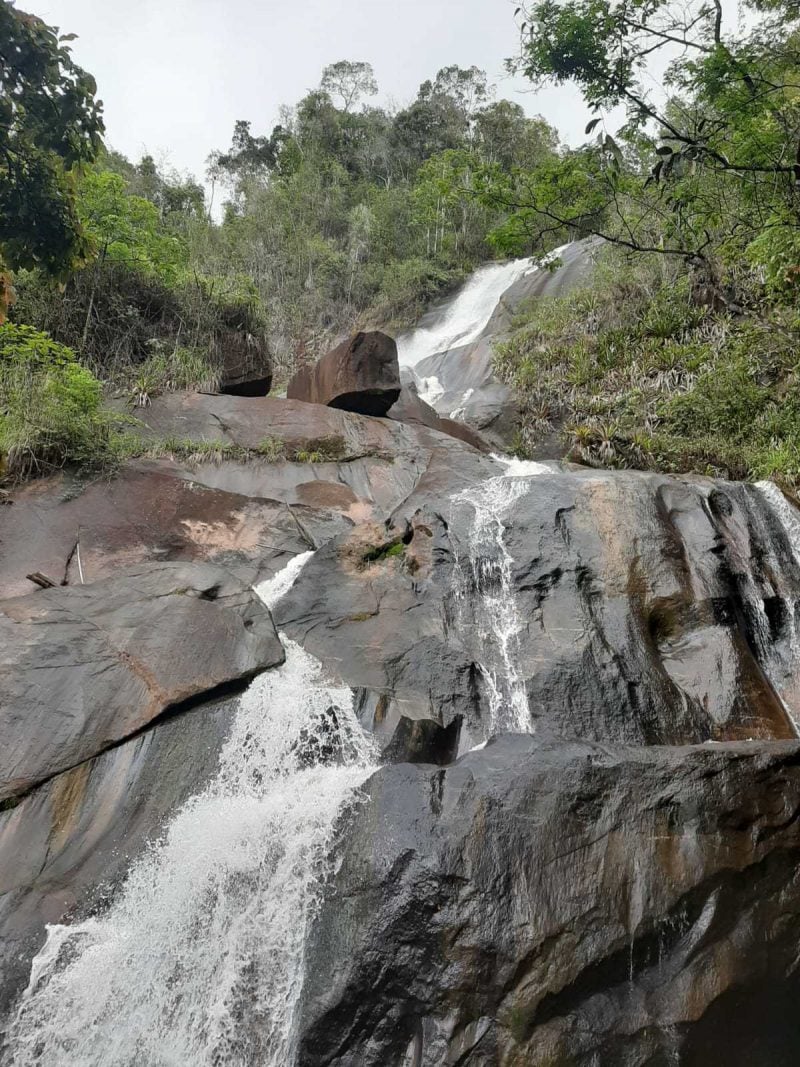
left=0, top=561, right=283, bottom=801
left=287, top=332, right=401, bottom=416
left=277, top=467, right=800, bottom=746
left=216, top=329, right=272, bottom=396
left=298, top=735, right=800, bottom=1067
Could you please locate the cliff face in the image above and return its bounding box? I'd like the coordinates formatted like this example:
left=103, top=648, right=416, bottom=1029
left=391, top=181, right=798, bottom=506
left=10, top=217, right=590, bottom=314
left=2, top=274, right=800, bottom=1063
left=299, top=737, right=800, bottom=1067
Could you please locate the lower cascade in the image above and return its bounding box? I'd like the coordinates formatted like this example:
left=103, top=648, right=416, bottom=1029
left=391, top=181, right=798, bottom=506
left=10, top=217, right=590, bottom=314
left=6, top=557, right=377, bottom=1066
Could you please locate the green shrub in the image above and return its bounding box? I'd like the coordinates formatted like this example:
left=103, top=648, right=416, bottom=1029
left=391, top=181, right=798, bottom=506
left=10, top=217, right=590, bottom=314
left=496, top=247, right=800, bottom=488
left=0, top=323, right=112, bottom=480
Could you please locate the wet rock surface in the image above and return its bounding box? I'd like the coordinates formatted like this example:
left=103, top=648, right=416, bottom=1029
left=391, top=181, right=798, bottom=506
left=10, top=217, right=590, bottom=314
left=0, top=561, right=282, bottom=801
left=278, top=466, right=800, bottom=746
left=299, top=735, right=800, bottom=1067
left=0, top=693, right=237, bottom=1021
left=0, top=393, right=491, bottom=598
left=0, top=463, right=331, bottom=597
left=287, top=331, right=401, bottom=416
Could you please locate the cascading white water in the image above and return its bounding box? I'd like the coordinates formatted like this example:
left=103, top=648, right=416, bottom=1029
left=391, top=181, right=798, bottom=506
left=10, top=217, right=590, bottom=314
left=450, top=456, right=548, bottom=737
left=396, top=244, right=573, bottom=375
left=396, top=257, right=532, bottom=370
left=755, top=481, right=800, bottom=556
left=7, top=556, right=377, bottom=1067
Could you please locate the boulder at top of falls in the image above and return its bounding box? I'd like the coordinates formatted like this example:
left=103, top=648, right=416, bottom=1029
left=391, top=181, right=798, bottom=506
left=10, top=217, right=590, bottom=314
left=0, top=561, right=284, bottom=801
left=298, top=735, right=800, bottom=1066
left=287, top=331, right=401, bottom=416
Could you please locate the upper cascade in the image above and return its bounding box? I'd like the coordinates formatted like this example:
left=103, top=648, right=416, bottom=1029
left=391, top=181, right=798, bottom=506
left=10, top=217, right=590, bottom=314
left=396, top=256, right=534, bottom=369
left=394, top=242, right=590, bottom=447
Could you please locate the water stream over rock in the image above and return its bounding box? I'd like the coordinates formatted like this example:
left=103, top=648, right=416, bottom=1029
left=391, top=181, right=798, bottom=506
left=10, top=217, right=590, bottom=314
left=396, top=257, right=533, bottom=374
left=449, top=456, right=548, bottom=736
left=6, top=560, right=377, bottom=1067
left=5, top=250, right=800, bottom=1066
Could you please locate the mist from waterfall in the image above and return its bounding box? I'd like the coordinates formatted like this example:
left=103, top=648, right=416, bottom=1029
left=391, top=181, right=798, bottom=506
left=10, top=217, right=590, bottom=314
left=6, top=558, right=377, bottom=1067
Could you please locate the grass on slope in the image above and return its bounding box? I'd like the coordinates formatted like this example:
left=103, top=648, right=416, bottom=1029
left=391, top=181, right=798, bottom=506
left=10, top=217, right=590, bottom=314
left=495, top=250, right=800, bottom=490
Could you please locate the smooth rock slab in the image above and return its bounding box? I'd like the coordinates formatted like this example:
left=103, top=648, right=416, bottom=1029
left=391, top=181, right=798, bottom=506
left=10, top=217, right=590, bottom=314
left=287, top=332, right=401, bottom=416
left=298, top=735, right=800, bottom=1067
left=0, top=561, right=283, bottom=800
left=0, top=463, right=335, bottom=599
left=278, top=467, right=800, bottom=746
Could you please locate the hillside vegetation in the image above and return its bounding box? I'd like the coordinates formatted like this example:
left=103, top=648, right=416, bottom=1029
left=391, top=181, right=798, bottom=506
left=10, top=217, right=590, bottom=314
left=485, top=0, right=800, bottom=489
left=2, top=0, right=800, bottom=489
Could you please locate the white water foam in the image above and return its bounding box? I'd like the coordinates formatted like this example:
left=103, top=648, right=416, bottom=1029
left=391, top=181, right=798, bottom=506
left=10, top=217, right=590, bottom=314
left=258, top=550, right=316, bottom=610
left=397, top=257, right=532, bottom=368
left=417, top=374, right=444, bottom=408
left=7, top=557, right=376, bottom=1067
left=450, top=459, right=548, bottom=736
left=755, top=481, right=800, bottom=559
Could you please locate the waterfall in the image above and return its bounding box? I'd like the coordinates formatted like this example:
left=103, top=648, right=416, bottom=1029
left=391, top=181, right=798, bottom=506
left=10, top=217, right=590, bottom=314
left=396, top=257, right=532, bottom=369
left=396, top=244, right=572, bottom=374
left=450, top=456, right=548, bottom=737
left=755, top=481, right=800, bottom=558
left=7, top=556, right=377, bottom=1067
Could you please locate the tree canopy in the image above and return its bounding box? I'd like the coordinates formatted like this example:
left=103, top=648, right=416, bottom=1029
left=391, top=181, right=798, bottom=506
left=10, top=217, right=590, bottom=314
left=486, top=0, right=800, bottom=299
left=0, top=1, right=104, bottom=316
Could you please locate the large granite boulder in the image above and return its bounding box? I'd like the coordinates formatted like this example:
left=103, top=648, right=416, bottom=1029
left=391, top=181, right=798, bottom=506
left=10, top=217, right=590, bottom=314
left=287, top=332, right=401, bottom=416
left=0, top=561, right=283, bottom=801
left=215, top=315, right=272, bottom=396
left=298, top=735, right=800, bottom=1066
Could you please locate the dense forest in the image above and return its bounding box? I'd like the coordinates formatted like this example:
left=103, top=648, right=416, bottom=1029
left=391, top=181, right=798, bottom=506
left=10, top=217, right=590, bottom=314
left=1, top=0, right=800, bottom=486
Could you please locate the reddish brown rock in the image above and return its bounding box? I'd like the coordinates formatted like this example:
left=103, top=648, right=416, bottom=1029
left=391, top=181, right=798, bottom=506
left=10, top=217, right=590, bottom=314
left=287, top=332, right=401, bottom=416
left=387, top=385, right=491, bottom=452
left=0, top=464, right=327, bottom=598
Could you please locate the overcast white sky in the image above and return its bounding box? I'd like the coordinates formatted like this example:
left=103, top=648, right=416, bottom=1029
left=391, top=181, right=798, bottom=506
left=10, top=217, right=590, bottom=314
left=35, top=0, right=590, bottom=182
